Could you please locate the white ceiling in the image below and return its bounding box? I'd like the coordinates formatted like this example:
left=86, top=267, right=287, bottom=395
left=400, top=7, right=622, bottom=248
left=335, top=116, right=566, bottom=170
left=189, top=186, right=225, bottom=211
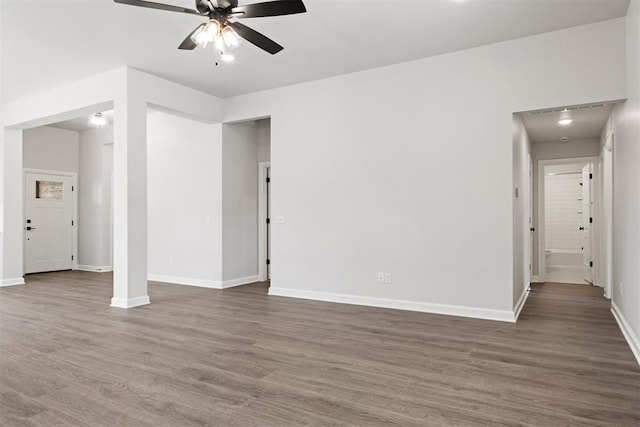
left=520, top=102, right=616, bottom=143
left=1, top=0, right=630, bottom=102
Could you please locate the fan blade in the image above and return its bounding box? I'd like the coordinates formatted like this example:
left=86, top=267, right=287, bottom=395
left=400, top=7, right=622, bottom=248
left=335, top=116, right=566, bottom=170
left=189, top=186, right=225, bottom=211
left=114, top=0, right=201, bottom=15
left=178, top=24, right=206, bottom=50
left=231, top=0, right=306, bottom=18
left=230, top=22, right=283, bottom=54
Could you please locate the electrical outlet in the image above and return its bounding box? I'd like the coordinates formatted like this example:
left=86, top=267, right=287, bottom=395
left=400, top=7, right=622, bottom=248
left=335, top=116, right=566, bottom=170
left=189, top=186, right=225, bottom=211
left=384, top=273, right=392, bottom=284
left=377, top=272, right=385, bottom=283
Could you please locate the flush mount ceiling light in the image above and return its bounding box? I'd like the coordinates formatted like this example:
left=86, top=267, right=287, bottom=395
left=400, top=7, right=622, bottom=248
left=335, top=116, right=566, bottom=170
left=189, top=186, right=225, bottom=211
left=114, top=0, right=307, bottom=64
left=89, top=113, right=107, bottom=128
left=558, top=108, right=572, bottom=126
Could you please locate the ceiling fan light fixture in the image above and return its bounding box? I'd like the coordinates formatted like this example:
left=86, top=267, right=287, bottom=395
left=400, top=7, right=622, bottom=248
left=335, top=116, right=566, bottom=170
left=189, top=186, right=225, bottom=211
left=222, top=26, right=241, bottom=50
left=89, top=113, right=107, bottom=128
left=191, top=20, right=219, bottom=47
left=221, top=52, right=235, bottom=62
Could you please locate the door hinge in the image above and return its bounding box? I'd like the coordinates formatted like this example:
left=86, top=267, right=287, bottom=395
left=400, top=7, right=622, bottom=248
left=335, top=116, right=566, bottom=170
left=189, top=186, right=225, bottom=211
left=590, top=261, right=593, bottom=268
left=266, top=177, right=271, bottom=183
left=589, top=173, right=593, bottom=180
left=266, top=218, right=270, bottom=224
left=72, top=220, right=74, bottom=226
left=266, top=259, right=270, bottom=265
left=72, top=185, right=75, bottom=191
left=72, top=255, right=74, bottom=261
left=590, top=217, right=593, bottom=224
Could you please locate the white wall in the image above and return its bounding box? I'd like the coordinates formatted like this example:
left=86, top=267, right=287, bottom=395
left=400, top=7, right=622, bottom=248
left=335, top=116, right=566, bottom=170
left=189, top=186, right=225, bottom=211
left=23, top=126, right=79, bottom=173
left=610, top=0, right=640, bottom=364
left=530, top=138, right=601, bottom=277
left=222, top=123, right=260, bottom=282
left=256, top=119, right=271, bottom=163
left=2, top=130, right=23, bottom=284
left=512, top=115, right=532, bottom=311
left=78, top=126, right=113, bottom=270
left=223, top=19, right=626, bottom=321
left=147, top=112, right=223, bottom=287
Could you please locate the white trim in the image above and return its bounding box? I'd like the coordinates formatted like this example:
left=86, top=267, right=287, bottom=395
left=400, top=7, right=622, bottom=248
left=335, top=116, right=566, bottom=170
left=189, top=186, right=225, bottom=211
left=269, top=287, right=517, bottom=323
left=222, top=275, right=260, bottom=289
left=110, top=295, right=150, bottom=309
left=537, top=157, right=599, bottom=283
left=1, top=278, right=26, bottom=287
left=611, top=302, right=640, bottom=366
left=257, top=161, right=271, bottom=282
left=76, top=265, right=113, bottom=273
left=531, top=275, right=540, bottom=283
left=23, top=168, right=79, bottom=273
left=146, top=274, right=261, bottom=289
left=513, top=287, right=530, bottom=321
left=148, top=274, right=222, bottom=289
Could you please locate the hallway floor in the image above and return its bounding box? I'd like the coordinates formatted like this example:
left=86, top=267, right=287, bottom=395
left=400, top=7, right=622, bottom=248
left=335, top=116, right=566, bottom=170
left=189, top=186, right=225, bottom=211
left=1, top=272, right=639, bottom=426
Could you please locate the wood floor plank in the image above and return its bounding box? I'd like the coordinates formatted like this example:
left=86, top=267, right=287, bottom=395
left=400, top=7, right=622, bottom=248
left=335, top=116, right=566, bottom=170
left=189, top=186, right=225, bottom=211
left=1, top=273, right=639, bottom=426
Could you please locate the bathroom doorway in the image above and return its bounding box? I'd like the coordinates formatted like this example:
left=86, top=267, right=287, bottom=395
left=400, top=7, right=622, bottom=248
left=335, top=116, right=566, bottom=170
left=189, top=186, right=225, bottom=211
left=538, top=158, right=597, bottom=284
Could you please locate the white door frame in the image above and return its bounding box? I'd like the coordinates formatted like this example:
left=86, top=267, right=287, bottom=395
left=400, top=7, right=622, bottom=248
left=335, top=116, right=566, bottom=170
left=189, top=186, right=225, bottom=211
left=601, top=133, right=614, bottom=298
left=257, top=162, right=271, bottom=282
left=537, top=156, right=598, bottom=283
left=23, top=168, right=78, bottom=273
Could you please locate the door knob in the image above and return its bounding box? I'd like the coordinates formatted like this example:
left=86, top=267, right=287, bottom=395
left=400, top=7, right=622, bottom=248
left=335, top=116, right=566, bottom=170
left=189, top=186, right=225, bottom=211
left=579, top=227, right=585, bottom=231
left=26, top=226, right=37, bottom=231
left=530, top=227, right=535, bottom=232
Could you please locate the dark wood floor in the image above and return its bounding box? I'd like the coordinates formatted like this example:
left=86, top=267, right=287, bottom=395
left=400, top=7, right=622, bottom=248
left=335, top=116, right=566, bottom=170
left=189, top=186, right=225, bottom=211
left=1, top=272, right=639, bottom=426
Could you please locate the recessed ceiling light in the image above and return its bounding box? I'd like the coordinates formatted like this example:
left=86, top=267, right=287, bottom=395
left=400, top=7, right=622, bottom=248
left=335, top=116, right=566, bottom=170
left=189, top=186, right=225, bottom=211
left=560, top=136, right=569, bottom=142
left=558, top=118, right=572, bottom=126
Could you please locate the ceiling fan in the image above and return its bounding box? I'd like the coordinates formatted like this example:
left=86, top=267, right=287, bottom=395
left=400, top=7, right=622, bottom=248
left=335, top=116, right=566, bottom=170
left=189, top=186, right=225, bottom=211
left=114, top=0, right=306, bottom=61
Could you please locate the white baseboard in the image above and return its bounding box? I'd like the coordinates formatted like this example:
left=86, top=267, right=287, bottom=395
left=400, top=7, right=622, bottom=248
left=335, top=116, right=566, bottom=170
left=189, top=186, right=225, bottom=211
left=222, top=275, right=260, bottom=289
left=147, top=274, right=261, bottom=290
left=110, top=295, right=150, bottom=309
left=513, top=286, right=530, bottom=321
left=1, top=277, right=25, bottom=287
left=268, top=287, right=516, bottom=323
left=148, top=274, right=222, bottom=289
left=531, top=275, right=540, bottom=283
left=611, top=301, right=640, bottom=366
left=76, top=265, right=113, bottom=273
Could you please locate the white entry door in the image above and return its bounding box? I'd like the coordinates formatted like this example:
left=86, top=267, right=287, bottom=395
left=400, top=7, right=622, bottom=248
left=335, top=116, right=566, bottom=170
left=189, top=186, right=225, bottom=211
left=581, top=164, right=593, bottom=284
left=25, top=173, right=74, bottom=274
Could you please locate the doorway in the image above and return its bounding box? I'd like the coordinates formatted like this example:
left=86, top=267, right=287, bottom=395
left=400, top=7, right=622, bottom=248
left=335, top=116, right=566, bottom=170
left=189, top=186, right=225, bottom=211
left=538, top=159, right=597, bottom=284
left=24, top=170, right=77, bottom=274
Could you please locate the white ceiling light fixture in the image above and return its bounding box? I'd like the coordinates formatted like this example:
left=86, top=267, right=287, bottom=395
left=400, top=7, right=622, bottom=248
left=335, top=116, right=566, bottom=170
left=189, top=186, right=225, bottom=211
left=558, top=108, right=572, bottom=126
left=89, top=112, right=107, bottom=128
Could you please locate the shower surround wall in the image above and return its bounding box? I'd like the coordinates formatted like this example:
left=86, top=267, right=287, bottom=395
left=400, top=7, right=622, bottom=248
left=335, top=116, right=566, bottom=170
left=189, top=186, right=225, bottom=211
left=544, top=173, right=583, bottom=250
left=544, top=172, right=585, bottom=283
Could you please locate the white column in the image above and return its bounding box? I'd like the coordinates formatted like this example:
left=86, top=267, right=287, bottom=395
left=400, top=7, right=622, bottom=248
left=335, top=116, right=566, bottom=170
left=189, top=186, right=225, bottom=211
left=1, top=130, right=25, bottom=286
left=111, top=91, right=149, bottom=308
